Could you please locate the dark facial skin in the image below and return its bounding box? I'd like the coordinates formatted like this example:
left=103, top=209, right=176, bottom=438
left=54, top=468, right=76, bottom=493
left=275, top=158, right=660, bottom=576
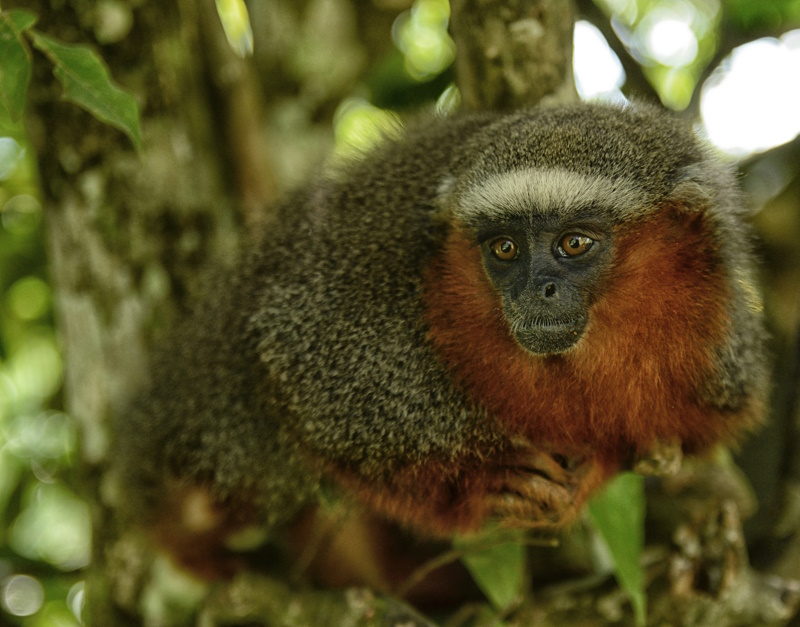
left=478, top=214, right=614, bottom=355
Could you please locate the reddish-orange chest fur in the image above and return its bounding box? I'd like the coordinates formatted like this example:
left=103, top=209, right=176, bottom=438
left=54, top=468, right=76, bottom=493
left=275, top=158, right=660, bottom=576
left=423, top=206, right=736, bottom=460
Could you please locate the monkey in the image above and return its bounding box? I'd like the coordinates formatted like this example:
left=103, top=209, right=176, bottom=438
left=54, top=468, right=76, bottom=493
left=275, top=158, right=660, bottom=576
left=114, top=101, right=768, bottom=599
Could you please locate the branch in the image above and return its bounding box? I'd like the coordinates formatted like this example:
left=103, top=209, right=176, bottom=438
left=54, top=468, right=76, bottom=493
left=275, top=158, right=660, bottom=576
left=198, top=0, right=278, bottom=226
left=450, top=0, right=578, bottom=110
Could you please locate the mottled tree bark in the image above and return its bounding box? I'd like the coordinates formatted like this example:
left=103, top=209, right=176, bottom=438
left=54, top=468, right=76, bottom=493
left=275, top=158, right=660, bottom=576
left=450, top=0, right=577, bottom=109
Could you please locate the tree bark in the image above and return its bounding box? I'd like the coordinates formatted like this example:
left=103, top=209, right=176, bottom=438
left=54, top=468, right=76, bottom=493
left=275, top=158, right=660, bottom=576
left=450, top=0, right=577, bottom=109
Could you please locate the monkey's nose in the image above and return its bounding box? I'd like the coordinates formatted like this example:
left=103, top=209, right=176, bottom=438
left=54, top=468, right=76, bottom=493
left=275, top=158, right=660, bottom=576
left=542, top=281, right=557, bottom=299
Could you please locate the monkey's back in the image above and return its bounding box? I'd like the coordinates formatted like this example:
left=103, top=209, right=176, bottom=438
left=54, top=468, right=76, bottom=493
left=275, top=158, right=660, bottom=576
left=246, top=114, right=505, bottom=472
left=116, top=113, right=503, bottom=525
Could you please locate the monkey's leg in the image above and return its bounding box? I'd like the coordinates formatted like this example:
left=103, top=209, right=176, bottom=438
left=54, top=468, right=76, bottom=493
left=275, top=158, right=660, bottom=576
left=144, top=479, right=265, bottom=579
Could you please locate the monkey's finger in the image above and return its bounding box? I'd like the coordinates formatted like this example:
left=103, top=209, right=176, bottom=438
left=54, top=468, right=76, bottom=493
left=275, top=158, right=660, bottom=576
left=498, top=446, right=585, bottom=487
left=486, top=471, right=578, bottom=526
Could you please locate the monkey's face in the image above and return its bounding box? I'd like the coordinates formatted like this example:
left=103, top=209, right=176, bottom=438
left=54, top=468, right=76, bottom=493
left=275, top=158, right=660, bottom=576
left=447, top=168, right=622, bottom=357
left=476, top=213, right=614, bottom=355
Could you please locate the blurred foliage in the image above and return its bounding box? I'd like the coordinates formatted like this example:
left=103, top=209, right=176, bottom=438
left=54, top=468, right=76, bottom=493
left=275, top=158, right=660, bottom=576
left=595, top=0, right=724, bottom=109
left=0, top=111, right=86, bottom=623
left=590, top=0, right=800, bottom=110
left=725, top=0, right=800, bottom=30
left=1, top=0, right=799, bottom=624
left=215, top=0, right=254, bottom=58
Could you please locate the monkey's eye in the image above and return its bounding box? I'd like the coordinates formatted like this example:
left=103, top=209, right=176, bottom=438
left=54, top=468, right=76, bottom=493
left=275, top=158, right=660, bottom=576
left=490, top=237, right=519, bottom=261
left=557, top=234, right=594, bottom=257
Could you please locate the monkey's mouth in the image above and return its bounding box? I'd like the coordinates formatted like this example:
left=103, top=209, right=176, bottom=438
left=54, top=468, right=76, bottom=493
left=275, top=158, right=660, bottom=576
left=511, top=315, right=586, bottom=355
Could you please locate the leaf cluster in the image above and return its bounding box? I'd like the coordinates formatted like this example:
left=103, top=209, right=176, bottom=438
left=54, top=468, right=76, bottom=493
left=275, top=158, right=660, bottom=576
left=0, top=9, right=141, bottom=150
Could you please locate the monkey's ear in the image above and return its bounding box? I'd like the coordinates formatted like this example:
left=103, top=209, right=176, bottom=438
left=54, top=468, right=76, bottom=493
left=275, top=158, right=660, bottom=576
left=667, top=164, right=715, bottom=213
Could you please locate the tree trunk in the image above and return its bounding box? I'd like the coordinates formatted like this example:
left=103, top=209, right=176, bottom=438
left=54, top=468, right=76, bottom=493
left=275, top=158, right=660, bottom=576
left=16, top=1, right=241, bottom=622
left=450, top=0, right=577, bottom=109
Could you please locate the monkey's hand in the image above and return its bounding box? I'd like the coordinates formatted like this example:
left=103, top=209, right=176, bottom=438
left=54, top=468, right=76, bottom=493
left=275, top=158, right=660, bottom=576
left=329, top=439, right=618, bottom=536
left=485, top=438, right=610, bottom=528
left=630, top=439, right=683, bottom=477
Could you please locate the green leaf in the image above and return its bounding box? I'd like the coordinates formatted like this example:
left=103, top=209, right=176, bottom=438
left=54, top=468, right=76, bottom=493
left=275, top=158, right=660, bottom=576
left=589, top=473, right=647, bottom=626
left=215, top=0, right=253, bottom=58
left=29, top=31, right=141, bottom=151
left=457, top=537, right=526, bottom=610
left=0, top=10, right=37, bottom=121
left=7, top=9, right=38, bottom=32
